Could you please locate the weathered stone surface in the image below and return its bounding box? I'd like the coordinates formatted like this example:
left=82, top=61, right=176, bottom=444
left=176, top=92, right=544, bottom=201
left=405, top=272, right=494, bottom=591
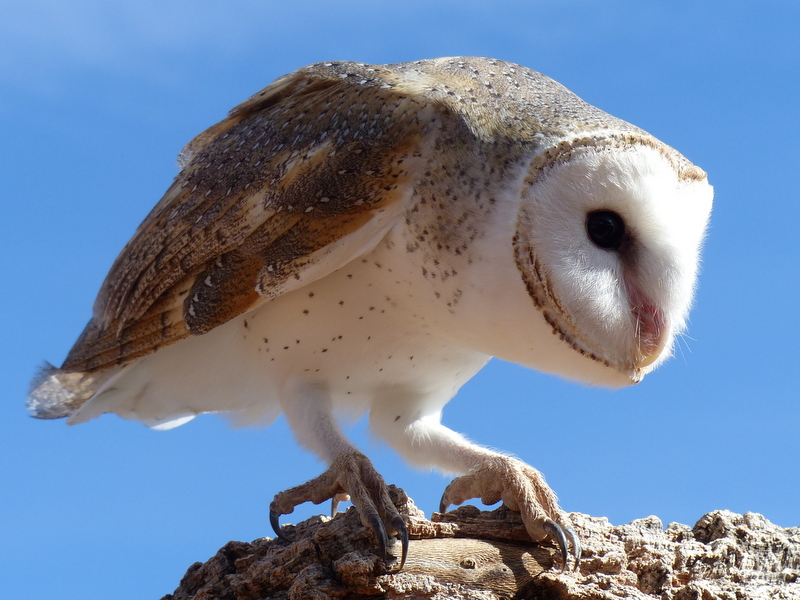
left=161, top=487, right=800, bottom=600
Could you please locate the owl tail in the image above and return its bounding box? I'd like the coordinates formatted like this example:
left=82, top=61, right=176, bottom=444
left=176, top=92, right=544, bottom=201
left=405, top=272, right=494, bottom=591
left=27, top=362, right=108, bottom=420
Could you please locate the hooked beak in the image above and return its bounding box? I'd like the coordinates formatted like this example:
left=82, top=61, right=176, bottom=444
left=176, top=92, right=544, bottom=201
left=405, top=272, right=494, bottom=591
left=633, top=302, right=668, bottom=368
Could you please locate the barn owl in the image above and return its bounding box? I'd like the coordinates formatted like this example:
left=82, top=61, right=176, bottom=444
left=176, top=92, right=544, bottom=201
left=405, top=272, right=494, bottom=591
left=28, top=57, right=712, bottom=571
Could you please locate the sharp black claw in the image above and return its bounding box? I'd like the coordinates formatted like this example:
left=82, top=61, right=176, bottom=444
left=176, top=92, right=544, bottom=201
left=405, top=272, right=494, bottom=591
left=368, top=513, right=389, bottom=561
left=543, top=518, right=570, bottom=571
left=564, top=526, right=581, bottom=571
left=269, top=508, right=293, bottom=542
left=439, top=492, right=449, bottom=514
left=391, top=516, right=409, bottom=571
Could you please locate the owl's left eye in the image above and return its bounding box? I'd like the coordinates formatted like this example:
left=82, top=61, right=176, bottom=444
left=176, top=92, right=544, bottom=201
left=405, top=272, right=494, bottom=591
left=586, top=210, right=626, bottom=251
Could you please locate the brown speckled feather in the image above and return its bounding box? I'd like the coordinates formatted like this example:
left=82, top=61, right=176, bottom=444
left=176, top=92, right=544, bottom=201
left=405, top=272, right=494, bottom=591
left=62, top=63, right=438, bottom=372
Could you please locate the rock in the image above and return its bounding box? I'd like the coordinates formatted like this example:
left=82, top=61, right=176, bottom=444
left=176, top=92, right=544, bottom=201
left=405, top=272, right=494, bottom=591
left=161, top=487, right=800, bottom=599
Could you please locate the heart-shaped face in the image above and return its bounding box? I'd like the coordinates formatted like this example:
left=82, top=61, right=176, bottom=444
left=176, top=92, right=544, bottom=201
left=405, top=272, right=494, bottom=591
left=512, top=140, right=712, bottom=385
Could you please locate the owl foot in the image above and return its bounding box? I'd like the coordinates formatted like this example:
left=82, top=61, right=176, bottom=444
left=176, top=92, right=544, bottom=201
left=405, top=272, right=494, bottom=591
left=439, top=456, right=581, bottom=571
left=269, top=450, right=409, bottom=570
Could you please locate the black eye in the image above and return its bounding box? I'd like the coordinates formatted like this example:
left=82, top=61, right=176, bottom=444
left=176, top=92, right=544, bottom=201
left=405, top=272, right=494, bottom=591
left=586, top=210, right=626, bottom=250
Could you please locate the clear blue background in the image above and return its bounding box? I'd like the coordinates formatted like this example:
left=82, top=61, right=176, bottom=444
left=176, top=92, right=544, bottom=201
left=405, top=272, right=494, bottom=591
left=2, top=1, right=798, bottom=597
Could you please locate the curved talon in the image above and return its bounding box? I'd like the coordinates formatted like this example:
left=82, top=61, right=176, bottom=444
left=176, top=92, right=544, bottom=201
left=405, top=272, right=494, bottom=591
left=269, top=508, right=293, bottom=542
left=543, top=518, right=570, bottom=571
left=391, top=515, right=409, bottom=571
left=331, top=492, right=350, bottom=517
left=564, top=526, right=581, bottom=571
left=439, top=492, right=449, bottom=514
left=368, top=513, right=389, bottom=561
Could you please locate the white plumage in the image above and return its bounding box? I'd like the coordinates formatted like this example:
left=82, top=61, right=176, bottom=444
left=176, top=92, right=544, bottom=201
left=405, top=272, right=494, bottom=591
left=28, top=57, right=712, bottom=570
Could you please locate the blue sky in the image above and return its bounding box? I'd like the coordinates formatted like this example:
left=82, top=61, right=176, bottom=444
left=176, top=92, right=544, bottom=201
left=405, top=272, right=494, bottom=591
left=2, top=1, right=798, bottom=598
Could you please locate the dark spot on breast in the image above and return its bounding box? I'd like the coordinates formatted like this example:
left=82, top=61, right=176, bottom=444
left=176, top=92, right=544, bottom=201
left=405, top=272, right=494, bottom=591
left=394, top=415, right=401, bottom=422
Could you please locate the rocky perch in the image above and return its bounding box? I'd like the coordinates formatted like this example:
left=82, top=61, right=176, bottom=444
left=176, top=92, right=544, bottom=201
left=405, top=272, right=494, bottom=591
left=162, top=487, right=799, bottom=600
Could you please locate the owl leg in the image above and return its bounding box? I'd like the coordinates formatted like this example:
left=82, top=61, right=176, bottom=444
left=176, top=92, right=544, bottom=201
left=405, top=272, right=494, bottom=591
left=370, top=410, right=580, bottom=571
left=269, top=378, right=408, bottom=570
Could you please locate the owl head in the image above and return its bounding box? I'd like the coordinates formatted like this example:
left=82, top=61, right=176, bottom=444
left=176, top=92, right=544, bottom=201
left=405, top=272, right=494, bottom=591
left=508, top=133, right=712, bottom=387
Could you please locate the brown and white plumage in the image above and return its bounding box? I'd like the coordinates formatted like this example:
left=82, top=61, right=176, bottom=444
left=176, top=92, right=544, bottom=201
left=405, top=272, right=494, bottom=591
left=29, top=57, right=712, bottom=569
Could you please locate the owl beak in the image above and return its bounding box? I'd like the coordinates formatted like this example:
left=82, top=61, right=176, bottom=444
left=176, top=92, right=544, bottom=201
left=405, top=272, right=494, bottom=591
left=633, top=304, right=668, bottom=368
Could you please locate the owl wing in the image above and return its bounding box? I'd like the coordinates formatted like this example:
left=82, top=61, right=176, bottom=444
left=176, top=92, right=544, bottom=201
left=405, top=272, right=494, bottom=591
left=61, top=63, right=439, bottom=373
